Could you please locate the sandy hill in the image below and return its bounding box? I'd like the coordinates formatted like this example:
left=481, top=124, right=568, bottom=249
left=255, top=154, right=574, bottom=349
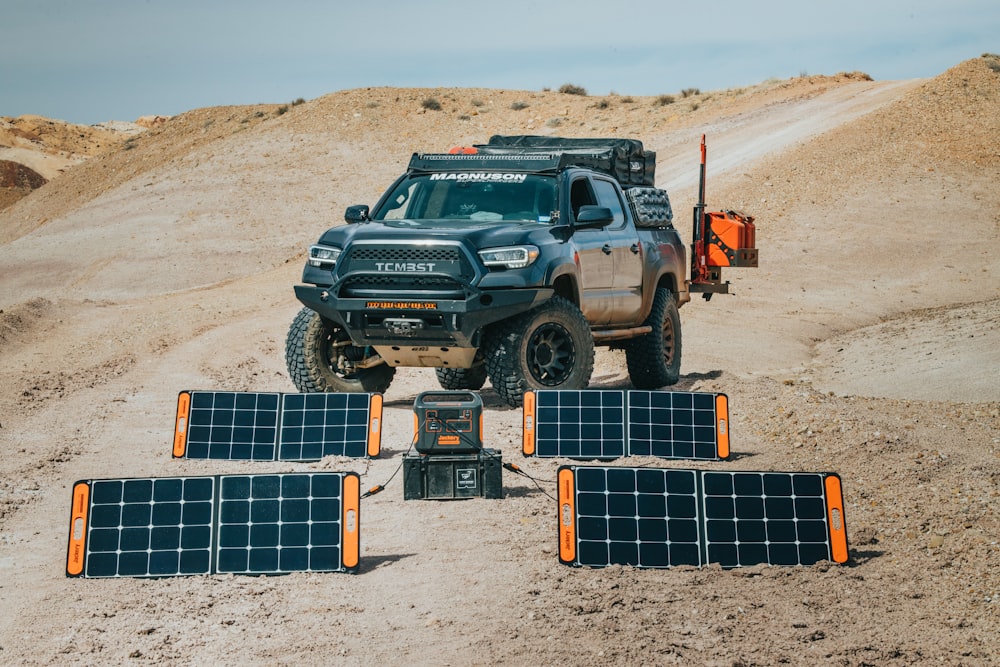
left=1, top=114, right=170, bottom=213
left=0, top=55, right=998, bottom=665
left=0, top=114, right=132, bottom=175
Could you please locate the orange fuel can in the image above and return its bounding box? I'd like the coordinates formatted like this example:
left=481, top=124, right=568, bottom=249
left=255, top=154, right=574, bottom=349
left=705, top=210, right=758, bottom=268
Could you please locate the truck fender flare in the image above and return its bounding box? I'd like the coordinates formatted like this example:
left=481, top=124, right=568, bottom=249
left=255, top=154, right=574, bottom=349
left=643, top=270, right=683, bottom=317
left=543, top=260, right=582, bottom=305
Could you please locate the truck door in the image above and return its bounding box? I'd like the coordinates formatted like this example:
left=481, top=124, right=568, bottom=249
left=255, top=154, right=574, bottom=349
left=591, top=178, right=644, bottom=324
left=569, top=176, right=616, bottom=325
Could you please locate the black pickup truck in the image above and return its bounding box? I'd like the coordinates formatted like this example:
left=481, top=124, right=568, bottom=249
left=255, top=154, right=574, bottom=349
left=287, top=136, right=691, bottom=407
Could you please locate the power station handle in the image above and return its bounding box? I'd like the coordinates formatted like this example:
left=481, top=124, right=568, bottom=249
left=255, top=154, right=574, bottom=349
left=602, top=244, right=612, bottom=255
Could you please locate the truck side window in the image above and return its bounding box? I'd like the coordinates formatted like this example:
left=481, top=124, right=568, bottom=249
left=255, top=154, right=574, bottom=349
left=570, top=178, right=596, bottom=220
left=592, top=179, right=627, bottom=229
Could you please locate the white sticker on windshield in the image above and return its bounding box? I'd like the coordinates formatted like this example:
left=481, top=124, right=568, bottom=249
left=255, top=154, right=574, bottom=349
left=429, top=173, right=528, bottom=183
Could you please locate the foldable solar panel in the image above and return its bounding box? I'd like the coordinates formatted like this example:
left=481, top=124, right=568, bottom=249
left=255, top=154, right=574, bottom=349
left=173, top=391, right=382, bottom=461
left=627, top=390, right=727, bottom=460
left=557, top=465, right=848, bottom=569
left=278, top=392, right=378, bottom=460
left=66, top=472, right=360, bottom=578
left=524, top=389, right=626, bottom=459
left=523, top=390, right=729, bottom=460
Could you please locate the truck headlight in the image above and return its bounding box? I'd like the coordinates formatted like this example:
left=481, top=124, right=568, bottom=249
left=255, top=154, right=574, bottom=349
left=308, top=245, right=341, bottom=269
left=478, top=245, right=539, bottom=269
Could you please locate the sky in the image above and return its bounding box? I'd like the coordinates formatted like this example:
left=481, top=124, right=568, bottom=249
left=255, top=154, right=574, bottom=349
left=1, top=0, right=997, bottom=126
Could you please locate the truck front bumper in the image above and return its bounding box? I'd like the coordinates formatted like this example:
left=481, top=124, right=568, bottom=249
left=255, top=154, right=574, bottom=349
left=294, top=284, right=554, bottom=350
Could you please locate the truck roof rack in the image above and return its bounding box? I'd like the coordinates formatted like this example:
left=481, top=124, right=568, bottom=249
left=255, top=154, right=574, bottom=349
left=407, top=135, right=656, bottom=187
left=481, top=135, right=655, bottom=186
left=408, top=152, right=564, bottom=174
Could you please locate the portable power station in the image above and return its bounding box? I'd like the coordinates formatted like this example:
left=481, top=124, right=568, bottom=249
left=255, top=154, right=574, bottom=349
left=412, top=391, right=483, bottom=454
left=404, top=391, right=501, bottom=500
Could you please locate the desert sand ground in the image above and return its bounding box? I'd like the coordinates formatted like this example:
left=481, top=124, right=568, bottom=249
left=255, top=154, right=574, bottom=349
left=1, top=56, right=998, bottom=665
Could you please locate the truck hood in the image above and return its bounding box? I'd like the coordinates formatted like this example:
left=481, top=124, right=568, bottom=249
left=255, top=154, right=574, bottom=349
left=318, top=219, right=560, bottom=250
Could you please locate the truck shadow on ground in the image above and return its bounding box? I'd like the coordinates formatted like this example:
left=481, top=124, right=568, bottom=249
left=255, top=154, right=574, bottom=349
left=583, top=369, right=725, bottom=392
left=673, top=370, right=724, bottom=389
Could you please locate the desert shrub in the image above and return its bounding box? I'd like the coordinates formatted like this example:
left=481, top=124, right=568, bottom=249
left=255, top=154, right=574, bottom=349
left=655, top=94, right=675, bottom=106
left=421, top=97, right=442, bottom=111
left=559, top=83, right=588, bottom=96
left=546, top=117, right=563, bottom=127
left=593, top=99, right=610, bottom=110
left=680, top=88, right=700, bottom=98
left=620, top=96, right=635, bottom=104
left=292, top=97, right=306, bottom=106
left=510, top=101, right=529, bottom=110
left=470, top=99, right=484, bottom=107
left=276, top=105, right=289, bottom=115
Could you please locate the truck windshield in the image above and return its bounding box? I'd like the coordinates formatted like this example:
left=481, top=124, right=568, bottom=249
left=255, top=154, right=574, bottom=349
left=373, top=173, right=557, bottom=223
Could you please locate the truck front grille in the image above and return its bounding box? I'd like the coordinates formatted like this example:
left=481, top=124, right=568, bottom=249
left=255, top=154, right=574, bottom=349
left=341, top=274, right=466, bottom=296
left=338, top=243, right=476, bottom=298
left=348, top=246, right=463, bottom=263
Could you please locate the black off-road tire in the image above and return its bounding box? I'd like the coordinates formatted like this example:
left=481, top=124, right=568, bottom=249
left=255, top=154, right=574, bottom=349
left=285, top=307, right=395, bottom=393
left=483, top=296, right=595, bottom=407
left=625, top=287, right=682, bottom=389
left=435, top=364, right=488, bottom=391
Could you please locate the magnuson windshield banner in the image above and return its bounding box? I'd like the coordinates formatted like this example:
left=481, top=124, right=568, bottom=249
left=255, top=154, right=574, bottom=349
left=429, top=173, right=528, bottom=182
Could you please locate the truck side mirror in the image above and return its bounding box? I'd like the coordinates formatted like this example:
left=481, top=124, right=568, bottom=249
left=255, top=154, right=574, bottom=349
left=575, top=205, right=614, bottom=228
left=344, top=205, right=370, bottom=223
